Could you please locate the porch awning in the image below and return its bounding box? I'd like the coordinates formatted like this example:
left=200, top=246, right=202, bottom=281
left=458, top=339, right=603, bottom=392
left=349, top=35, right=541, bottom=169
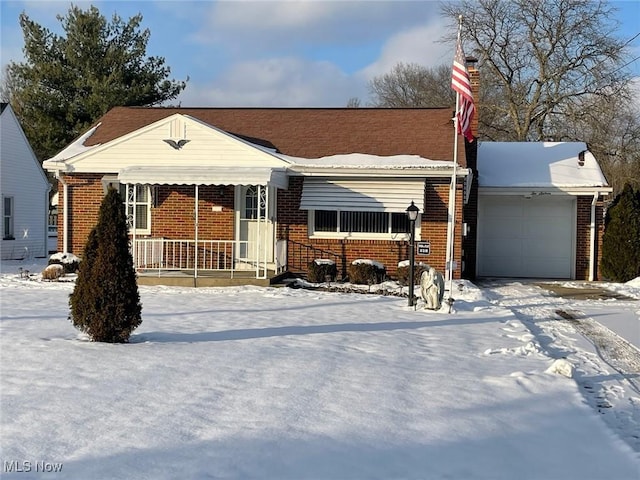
left=118, top=166, right=289, bottom=189
left=299, top=178, right=425, bottom=212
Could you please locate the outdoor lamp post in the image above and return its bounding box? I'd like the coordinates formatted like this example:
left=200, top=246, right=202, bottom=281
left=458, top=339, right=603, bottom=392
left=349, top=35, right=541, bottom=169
left=406, top=201, right=420, bottom=307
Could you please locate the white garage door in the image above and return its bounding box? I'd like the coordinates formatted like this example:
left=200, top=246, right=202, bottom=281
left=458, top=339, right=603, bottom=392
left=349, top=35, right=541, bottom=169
left=477, top=195, right=575, bottom=278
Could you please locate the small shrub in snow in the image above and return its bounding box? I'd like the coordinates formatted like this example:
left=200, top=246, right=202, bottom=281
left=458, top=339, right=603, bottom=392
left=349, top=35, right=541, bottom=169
left=396, top=261, right=430, bottom=286
left=308, top=259, right=338, bottom=283
left=69, top=188, right=142, bottom=343
left=48, top=252, right=80, bottom=274
left=348, top=259, right=386, bottom=285
left=42, top=263, right=64, bottom=281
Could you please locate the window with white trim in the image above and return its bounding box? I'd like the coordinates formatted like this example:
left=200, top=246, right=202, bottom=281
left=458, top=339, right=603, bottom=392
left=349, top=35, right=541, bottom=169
left=101, top=177, right=151, bottom=235
left=3, top=196, right=14, bottom=240
left=310, top=209, right=419, bottom=240
left=120, top=184, right=152, bottom=234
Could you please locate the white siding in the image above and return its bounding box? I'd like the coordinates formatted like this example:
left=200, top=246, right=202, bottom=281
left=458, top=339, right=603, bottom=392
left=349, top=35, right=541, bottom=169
left=300, top=178, right=426, bottom=212
left=0, top=105, right=50, bottom=260
left=65, top=114, right=290, bottom=173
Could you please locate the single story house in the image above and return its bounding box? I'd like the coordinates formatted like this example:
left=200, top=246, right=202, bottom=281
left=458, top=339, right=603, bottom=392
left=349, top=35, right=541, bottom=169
left=0, top=103, right=51, bottom=260
left=43, top=107, right=474, bottom=286
left=476, top=142, right=611, bottom=280
left=43, top=105, right=613, bottom=285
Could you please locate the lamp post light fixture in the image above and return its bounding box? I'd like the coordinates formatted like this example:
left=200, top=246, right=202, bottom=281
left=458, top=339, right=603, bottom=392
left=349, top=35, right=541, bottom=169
left=406, top=201, right=420, bottom=307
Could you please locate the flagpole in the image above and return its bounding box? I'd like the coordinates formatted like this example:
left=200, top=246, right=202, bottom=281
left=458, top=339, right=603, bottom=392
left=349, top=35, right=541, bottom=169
left=445, top=16, right=463, bottom=313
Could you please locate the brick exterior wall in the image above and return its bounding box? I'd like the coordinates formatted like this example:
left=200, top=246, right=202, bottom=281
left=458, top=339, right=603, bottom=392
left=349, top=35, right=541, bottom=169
left=575, top=195, right=606, bottom=280
left=60, top=173, right=464, bottom=281
left=277, top=177, right=464, bottom=280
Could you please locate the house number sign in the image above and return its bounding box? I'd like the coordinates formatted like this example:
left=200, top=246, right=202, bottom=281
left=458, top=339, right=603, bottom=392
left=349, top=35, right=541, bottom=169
left=417, top=241, right=431, bottom=256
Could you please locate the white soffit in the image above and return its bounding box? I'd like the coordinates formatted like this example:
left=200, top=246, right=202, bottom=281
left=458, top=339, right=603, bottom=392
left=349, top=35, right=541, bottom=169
left=300, top=178, right=425, bottom=212
left=118, top=166, right=289, bottom=189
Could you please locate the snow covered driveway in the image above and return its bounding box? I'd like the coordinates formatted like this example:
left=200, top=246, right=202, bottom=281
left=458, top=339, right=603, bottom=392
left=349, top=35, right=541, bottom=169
left=477, top=278, right=640, bottom=454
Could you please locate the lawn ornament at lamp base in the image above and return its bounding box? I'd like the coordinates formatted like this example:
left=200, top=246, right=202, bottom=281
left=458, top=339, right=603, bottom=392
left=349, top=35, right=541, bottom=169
left=421, top=267, right=445, bottom=310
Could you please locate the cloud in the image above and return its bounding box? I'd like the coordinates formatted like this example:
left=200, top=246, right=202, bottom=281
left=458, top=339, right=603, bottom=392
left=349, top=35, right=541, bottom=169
left=359, top=21, right=453, bottom=80
left=192, top=1, right=438, bottom=55
left=176, top=56, right=365, bottom=107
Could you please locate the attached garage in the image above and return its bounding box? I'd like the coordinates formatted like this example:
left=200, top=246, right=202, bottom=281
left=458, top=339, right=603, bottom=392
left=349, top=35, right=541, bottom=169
left=477, top=195, right=575, bottom=278
left=476, top=142, right=612, bottom=280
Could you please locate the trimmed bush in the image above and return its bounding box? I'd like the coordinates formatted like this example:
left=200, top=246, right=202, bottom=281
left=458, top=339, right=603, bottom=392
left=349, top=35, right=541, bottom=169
left=308, top=259, right=338, bottom=283
left=48, top=252, right=80, bottom=274
left=396, top=261, right=430, bottom=286
left=348, top=259, right=386, bottom=285
left=601, top=184, right=640, bottom=282
left=69, top=188, right=142, bottom=343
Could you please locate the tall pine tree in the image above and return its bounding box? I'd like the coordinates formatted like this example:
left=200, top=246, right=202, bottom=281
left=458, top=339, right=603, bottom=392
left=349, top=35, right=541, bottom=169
left=69, top=188, right=142, bottom=342
left=601, top=184, right=640, bottom=283
left=4, top=5, right=186, bottom=161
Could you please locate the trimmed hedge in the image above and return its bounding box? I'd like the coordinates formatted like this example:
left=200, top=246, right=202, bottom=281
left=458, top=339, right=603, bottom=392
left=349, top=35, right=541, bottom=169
left=348, top=260, right=386, bottom=284
left=396, top=262, right=430, bottom=286
left=308, top=259, right=338, bottom=283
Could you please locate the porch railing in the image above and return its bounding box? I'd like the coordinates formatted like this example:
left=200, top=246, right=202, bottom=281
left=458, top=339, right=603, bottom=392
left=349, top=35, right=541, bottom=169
left=286, top=240, right=346, bottom=280
left=133, top=238, right=264, bottom=277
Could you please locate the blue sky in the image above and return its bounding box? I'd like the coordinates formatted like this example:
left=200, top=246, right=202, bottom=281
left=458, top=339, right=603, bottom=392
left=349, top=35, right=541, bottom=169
left=1, top=0, right=639, bottom=107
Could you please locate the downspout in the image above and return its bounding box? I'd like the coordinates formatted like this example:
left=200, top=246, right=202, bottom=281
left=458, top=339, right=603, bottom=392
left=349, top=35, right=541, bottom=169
left=58, top=173, right=69, bottom=254
left=589, top=192, right=599, bottom=281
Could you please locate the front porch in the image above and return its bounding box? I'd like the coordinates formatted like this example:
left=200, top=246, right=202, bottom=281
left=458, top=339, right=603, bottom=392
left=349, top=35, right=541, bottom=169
left=132, top=237, right=288, bottom=287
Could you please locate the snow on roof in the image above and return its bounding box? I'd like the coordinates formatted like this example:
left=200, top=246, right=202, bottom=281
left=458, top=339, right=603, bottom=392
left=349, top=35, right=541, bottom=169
left=274, top=152, right=456, bottom=169
left=478, top=142, right=608, bottom=188
left=46, top=124, right=101, bottom=163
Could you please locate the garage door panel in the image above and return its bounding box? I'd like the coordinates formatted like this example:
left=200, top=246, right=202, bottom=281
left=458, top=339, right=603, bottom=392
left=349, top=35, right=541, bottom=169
left=478, top=196, right=575, bottom=278
left=481, top=239, right=523, bottom=257
left=483, top=217, right=523, bottom=239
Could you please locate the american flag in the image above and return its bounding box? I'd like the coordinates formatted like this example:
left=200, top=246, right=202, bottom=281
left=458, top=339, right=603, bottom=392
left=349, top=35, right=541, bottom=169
left=451, top=39, right=475, bottom=142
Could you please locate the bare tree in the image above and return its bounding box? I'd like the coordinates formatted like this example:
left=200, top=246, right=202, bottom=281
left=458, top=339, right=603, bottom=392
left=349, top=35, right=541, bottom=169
left=368, top=62, right=455, bottom=107
left=346, top=97, right=361, bottom=108
left=441, top=0, right=633, bottom=142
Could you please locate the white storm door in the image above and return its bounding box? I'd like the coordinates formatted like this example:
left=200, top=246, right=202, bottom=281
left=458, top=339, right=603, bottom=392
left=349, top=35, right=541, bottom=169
left=236, top=185, right=275, bottom=268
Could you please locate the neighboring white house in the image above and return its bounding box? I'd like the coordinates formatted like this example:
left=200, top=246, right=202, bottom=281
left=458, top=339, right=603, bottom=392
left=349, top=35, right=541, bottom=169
left=0, top=103, right=51, bottom=260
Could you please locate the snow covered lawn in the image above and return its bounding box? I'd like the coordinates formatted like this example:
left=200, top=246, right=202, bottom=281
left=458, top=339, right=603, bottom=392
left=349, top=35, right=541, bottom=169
left=1, top=260, right=639, bottom=479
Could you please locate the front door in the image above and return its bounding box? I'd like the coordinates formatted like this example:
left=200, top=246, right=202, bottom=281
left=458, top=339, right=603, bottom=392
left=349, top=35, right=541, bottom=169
left=236, top=185, right=275, bottom=272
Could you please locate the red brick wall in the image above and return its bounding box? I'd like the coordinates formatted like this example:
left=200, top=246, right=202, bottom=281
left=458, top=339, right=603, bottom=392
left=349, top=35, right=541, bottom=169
left=575, top=195, right=606, bottom=280
left=58, top=176, right=236, bottom=256
left=277, top=176, right=464, bottom=280
left=57, top=174, right=103, bottom=254
left=60, top=173, right=464, bottom=280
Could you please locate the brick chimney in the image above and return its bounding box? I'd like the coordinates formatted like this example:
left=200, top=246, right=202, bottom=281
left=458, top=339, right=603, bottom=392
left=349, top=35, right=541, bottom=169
left=466, top=56, right=479, bottom=139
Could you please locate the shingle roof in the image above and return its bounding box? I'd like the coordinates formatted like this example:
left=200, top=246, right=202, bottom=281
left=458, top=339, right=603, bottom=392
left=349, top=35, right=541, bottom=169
left=86, top=106, right=464, bottom=164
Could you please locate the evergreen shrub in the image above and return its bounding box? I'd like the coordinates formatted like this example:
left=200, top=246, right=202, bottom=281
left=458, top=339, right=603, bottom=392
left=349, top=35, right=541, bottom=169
left=601, top=184, right=640, bottom=282
left=348, top=260, right=386, bottom=284
left=308, top=259, right=338, bottom=283
left=69, top=188, right=142, bottom=342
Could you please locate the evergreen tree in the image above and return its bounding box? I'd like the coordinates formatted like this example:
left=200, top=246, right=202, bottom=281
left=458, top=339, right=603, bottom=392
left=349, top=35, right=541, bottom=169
left=69, top=189, right=142, bottom=342
left=4, top=5, right=186, bottom=161
left=601, top=184, right=640, bottom=283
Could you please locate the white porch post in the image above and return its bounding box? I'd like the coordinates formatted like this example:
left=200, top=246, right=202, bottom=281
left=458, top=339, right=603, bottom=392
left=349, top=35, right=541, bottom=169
left=194, top=185, right=199, bottom=281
